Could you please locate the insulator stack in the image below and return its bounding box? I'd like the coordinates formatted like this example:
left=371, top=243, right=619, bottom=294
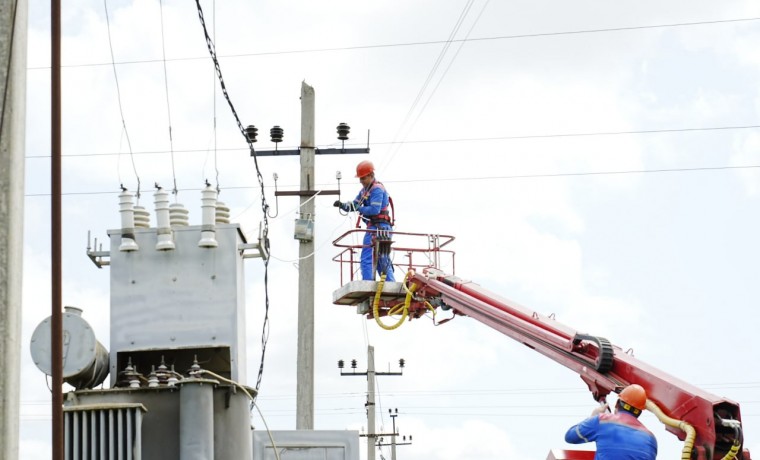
left=198, top=185, right=219, bottom=248
left=169, top=203, right=189, bottom=227
left=154, top=189, right=175, bottom=251
left=118, top=191, right=139, bottom=251
left=215, top=202, right=230, bottom=224
left=133, top=205, right=150, bottom=229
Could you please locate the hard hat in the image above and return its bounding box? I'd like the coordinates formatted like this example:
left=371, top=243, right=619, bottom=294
left=355, top=160, right=375, bottom=178
left=619, top=384, right=647, bottom=411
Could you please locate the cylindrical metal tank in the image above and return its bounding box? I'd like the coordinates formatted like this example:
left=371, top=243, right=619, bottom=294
left=179, top=378, right=217, bottom=460
left=29, top=306, right=109, bottom=390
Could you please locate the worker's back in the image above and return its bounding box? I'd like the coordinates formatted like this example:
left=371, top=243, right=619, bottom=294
left=565, top=412, right=657, bottom=460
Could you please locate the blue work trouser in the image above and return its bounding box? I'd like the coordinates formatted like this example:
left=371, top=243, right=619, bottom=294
left=361, top=223, right=395, bottom=281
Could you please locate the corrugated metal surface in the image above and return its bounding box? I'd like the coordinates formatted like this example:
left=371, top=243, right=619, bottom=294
left=64, top=404, right=145, bottom=460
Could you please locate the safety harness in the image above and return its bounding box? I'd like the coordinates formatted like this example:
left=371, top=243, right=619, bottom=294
left=355, top=180, right=395, bottom=228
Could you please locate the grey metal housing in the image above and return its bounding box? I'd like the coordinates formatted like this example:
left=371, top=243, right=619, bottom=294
left=107, top=224, right=248, bottom=386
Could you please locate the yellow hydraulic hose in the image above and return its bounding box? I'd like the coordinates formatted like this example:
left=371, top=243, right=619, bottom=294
left=645, top=400, right=696, bottom=460
left=371, top=270, right=441, bottom=330
left=646, top=399, right=741, bottom=460
left=720, top=442, right=741, bottom=460
left=372, top=274, right=408, bottom=330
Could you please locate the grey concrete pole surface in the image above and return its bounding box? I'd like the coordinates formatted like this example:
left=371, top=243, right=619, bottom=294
left=391, top=415, right=397, bottom=460
left=0, top=0, right=27, bottom=458
left=296, top=81, right=316, bottom=430
left=367, top=346, right=376, bottom=460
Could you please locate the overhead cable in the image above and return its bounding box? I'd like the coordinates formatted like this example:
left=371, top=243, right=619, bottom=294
left=22, top=163, right=760, bottom=198
left=27, top=17, right=760, bottom=70
left=24, top=124, right=760, bottom=159
left=103, top=0, right=140, bottom=199
left=194, top=0, right=272, bottom=399
left=158, top=0, right=178, bottom=196
left=382, top=0, right=490, bottom=172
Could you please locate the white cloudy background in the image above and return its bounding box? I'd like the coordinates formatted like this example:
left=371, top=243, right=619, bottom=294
left=19, top=0, right=760, bottom=459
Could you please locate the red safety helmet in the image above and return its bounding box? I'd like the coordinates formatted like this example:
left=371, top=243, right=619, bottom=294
left=619, top=384, right=647, bottom=411
left=355, top=160, right=375, bottom=178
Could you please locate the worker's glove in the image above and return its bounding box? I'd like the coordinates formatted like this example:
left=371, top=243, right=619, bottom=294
left=334, top=200, right=354, bottom=212
left=591, top=402, right=610, bottom=417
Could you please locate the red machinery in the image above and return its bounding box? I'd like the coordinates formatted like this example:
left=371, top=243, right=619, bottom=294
left=332, top=230, right=750, bottom=460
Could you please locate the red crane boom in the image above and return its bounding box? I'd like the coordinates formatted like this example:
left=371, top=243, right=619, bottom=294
left=332, top=230, right=750, bottom=460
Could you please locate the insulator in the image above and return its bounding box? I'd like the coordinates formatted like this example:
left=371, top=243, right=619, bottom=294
left=198, top=185, right=218, bottom=248
left=169, top=203, right=189, bottom=227
left=154, top=188, right=175, bottom=250
left=148, top=366, right=159, bottom=388
left=215, top=201, right=231, bottom=224
left=133, top=205, right=150, bottom=228
left=399, top=358, right=405, bottom=368
left=337, top=123, right=350, bottom=140
left=338, top=359, right=344, bottom=369
left=245, top=125, right=258, bottom=143
left=270, top=125, right=284, bottom=143
left=351, top=359, right=357, bottom=369
left=118, top=191, right=139, bottom=252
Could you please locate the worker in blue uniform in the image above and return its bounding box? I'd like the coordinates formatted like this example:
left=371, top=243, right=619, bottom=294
left=565, top=384, right=658, bottom=460
left=333, top=160, right=396, bottom=281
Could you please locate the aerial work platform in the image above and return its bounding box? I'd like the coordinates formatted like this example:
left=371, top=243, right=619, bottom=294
left=332, top=280, right=406, bottom=313
left=331, top=229, right=456, bottom=320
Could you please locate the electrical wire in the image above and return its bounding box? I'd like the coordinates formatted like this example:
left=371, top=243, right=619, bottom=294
left=158, top=0, right=178, bottom=196
left=266, top=199, right=357, bottom=264
left=25, top=124, right=760, bottom=159
left=386, top=0, right=476, bottom=160
left=27, top=17, right=760, bottom=70
left=212, top=0, right=220, bottom=194
left=193, top=0, right=271, bottom=398
left=382, top=0, right=490, bottom=173
left=22, top=162, right=760, bottom=198
left=103, top=0, right=140, bottom=200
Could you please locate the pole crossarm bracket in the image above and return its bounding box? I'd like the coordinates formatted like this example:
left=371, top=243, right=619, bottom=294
left=251, top=147, right=369, bottom=157
left=275, top=190, right=339, bottom=197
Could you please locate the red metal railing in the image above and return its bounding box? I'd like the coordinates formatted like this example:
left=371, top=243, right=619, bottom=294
left=332, top=229, right=456, bottom=285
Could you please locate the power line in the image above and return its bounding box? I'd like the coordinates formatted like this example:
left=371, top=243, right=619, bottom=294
left=388, top=0, right=477, bottom=150
left=158, top=0, right=178, bottom=196
left=26, top=17, right=760, bottom=70
left=21, top=163, right=760, bottom=198
left=382, top=0, right=488, bottom=174
left=23, top=124, right=760, bottom=160
left=193, top=0, right=272, bottom=400
left=103, top=0, right=140, bottom=199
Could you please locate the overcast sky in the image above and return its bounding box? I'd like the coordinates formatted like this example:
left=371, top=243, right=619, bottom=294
left=20, top=0, right=760, bottom=459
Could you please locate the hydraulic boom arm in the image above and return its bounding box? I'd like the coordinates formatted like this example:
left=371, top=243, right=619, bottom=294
left=403, top=270, right=747, bottom=460
left=331, top=230, right=748, bottom=459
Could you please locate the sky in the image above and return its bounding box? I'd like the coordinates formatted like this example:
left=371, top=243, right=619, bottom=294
left=18, top=0, right=760, bottom=459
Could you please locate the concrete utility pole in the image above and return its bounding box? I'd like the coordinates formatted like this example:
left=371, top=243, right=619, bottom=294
left=338, top=345, right=404, bottom=460
left=296, top=81, right=316, bottom=430
left=248, top=82, right=369, bottom=431
left=366, top=346, right=377, bottom=460
left=0, top=0, right=27, bottom=459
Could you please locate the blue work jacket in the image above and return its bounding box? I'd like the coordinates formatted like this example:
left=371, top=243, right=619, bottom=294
left=565, top=412, right=657, bottom=460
